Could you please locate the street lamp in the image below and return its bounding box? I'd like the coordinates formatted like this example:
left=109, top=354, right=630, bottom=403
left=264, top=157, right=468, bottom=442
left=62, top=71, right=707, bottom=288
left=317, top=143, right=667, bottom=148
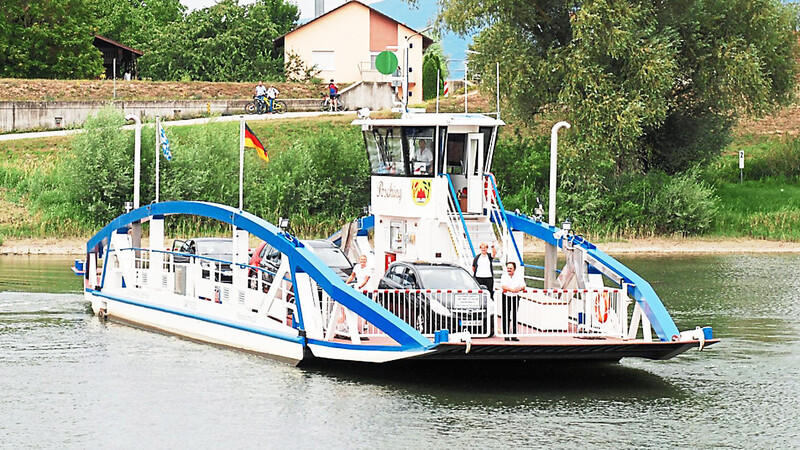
left=403, top=25, right=433, bottom=113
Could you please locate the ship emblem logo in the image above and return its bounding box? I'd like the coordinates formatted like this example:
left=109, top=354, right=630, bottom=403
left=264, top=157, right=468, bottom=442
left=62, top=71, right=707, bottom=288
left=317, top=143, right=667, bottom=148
left=411, top=179, right=431, bottom=206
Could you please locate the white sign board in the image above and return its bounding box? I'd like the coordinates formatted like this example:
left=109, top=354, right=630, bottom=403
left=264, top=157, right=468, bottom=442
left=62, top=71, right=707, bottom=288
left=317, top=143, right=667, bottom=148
left=739, top=151, right=745, bottom=169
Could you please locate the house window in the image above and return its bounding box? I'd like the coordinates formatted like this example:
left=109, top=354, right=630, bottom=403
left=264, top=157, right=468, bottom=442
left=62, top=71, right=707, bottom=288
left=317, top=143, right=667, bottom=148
left=312, top=51, right=335, bottom=71
left=369, top=52, right=380, bottom=70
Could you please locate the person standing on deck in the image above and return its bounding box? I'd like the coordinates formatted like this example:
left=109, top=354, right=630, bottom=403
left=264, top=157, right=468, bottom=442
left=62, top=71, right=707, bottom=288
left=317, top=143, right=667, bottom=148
left=472, top=242, right=497, bottom=298
left=500, top=261, right=525, bottom=341
left=346, top=254, right=372, bottom=291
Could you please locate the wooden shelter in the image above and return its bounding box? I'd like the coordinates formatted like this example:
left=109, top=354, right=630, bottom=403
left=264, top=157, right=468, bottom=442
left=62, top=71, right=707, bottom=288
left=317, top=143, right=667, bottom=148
left=92, top=35, right=143, bottom=79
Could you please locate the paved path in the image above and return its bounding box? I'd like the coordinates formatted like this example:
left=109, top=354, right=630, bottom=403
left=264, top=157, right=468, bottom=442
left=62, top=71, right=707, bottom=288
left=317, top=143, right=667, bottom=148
left=0, top=111, right=355, bottom=142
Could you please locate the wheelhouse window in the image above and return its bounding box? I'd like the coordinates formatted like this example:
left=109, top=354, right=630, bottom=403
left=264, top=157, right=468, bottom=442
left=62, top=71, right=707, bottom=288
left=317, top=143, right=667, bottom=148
left=363, top=126, right=436, bottom=177
left=364, top=127, right=406, bottom=175
left=404, top=127, right=435, bottom=176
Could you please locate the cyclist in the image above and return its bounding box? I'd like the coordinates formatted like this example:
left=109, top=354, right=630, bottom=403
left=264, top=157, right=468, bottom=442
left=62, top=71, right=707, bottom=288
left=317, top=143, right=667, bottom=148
left=266, top=85, right=280, bottom=113
left=328, top=79, right=339, bottom=111
left=254, top=81, right=267, bottom=113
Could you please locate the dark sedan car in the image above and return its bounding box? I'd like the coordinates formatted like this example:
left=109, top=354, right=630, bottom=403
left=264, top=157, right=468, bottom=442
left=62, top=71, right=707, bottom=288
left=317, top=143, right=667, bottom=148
left=377, top=262, right=489, bottom=334
left=172, top=237, right=233, bottom=282
left=254, top=239, right=354, bottom=290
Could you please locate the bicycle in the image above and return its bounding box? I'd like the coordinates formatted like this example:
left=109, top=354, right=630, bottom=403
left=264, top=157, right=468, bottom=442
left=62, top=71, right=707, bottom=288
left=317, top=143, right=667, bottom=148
left=246, top=95, right=266, bottom=114
left=246, top=96, right=288, bottom=114
left=319, top=93, right=347, bottom=112
left=271, top=99, right=288, bottom=114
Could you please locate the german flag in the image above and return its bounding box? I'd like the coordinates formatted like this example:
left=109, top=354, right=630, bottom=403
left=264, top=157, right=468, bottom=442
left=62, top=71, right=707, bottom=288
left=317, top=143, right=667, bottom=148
left=244, top=124, right=268, bottom=162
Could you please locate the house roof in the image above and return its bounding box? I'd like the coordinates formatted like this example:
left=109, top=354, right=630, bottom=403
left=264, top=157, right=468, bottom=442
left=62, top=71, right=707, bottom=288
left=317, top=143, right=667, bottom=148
left=93, top=35, right=144, bottom=56
left=274, top=0, right=433, bottom=49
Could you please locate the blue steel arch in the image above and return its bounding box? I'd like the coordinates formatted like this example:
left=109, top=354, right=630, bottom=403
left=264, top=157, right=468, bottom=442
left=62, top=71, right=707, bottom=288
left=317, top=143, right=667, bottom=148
left=87, top=201, right=432, bottom=351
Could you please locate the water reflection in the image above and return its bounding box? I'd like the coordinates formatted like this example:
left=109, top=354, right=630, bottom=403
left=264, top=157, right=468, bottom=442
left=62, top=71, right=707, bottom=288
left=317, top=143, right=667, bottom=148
left=0, top=255, right=81, bottom=293
left=310, top=361, right=684, bottom=404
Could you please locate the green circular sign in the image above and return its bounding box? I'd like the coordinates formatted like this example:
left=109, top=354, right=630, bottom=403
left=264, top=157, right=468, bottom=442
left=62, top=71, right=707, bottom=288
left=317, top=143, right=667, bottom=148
left=375, top=51, right=399, bottom=75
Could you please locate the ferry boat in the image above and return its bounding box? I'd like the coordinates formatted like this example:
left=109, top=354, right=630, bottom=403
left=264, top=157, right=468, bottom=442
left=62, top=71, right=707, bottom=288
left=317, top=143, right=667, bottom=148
left=77, top=111, right=717, bottom=366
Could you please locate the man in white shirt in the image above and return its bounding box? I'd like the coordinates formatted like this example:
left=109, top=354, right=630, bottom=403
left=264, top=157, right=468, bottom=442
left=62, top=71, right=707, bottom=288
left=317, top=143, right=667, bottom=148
left=414, top=139, right=434, bottom=175
left=266, top=85, right=280, bottom=113
left=500, top=261, right=525, bottom=341
left=346, top=254, right=372, bottom=291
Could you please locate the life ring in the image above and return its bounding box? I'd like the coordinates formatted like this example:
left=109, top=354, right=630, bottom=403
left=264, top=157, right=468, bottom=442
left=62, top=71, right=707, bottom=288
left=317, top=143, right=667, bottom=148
left=594, top=291, right=610, bottom=323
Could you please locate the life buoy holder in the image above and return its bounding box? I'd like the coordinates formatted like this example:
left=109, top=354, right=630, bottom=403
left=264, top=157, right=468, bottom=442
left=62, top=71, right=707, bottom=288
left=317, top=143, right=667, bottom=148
left=594, top=291, right=610, bottom=323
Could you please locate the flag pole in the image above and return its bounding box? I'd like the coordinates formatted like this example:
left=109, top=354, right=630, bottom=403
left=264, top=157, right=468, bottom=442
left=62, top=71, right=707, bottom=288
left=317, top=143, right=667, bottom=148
left=239, top=116, right=245, bottom=210
left=155, top=116, right=160, bottom=203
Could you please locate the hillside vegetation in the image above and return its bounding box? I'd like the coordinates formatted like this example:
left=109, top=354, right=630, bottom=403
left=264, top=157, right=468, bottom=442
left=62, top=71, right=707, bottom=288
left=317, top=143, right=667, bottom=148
left=1, top=102, right=799, bottom=243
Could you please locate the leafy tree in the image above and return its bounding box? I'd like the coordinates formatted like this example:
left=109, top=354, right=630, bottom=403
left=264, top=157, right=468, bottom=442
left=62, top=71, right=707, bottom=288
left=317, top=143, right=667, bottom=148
left=0, top=0, right=103, bottom=79
left=140, top=0, right=298, bottom=82
left=435, top=0, right=799, bottom=176
left=87, top=0, right=186, bottom=51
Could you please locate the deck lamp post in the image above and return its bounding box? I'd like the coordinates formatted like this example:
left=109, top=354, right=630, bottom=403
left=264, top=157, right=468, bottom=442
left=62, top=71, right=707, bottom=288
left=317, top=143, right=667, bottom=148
left=125, top=114, right=142, bottom=251
left=125, top=114, right=142, bottom=209
left=403, top=25, right=433, bottom=113
left=544, top=121, right=571, bottom=288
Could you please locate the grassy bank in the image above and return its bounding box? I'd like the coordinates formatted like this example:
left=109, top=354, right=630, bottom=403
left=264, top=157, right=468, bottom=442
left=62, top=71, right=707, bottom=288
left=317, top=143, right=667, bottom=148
left=1, top=107, right=799, bottom=244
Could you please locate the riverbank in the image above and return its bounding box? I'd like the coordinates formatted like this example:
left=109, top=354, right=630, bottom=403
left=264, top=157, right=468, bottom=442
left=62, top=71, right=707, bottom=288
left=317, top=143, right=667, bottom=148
left=2, top=236, right=797, bottom=256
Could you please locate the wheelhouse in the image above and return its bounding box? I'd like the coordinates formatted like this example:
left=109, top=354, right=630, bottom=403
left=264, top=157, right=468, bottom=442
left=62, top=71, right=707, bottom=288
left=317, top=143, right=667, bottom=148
left=355, top=114, right=505, bottom=214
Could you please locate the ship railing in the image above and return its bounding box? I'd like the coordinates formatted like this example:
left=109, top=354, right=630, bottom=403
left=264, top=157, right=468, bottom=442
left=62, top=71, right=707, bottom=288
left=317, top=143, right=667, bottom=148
left=335, top=289, right=492, bottom=338
left=493, top=288, right=627, bottom=339
left=109, top=247, right=297, bottom=325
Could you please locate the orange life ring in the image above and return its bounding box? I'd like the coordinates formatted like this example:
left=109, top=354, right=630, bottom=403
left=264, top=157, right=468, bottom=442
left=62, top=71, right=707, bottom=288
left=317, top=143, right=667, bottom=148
left=594, top=291, right=610, bottom=323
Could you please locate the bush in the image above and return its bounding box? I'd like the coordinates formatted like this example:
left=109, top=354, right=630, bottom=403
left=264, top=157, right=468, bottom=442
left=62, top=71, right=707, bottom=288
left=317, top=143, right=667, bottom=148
left=43, top=107, right=134, bottom=227
left=650, top=170, right=718, bottom=235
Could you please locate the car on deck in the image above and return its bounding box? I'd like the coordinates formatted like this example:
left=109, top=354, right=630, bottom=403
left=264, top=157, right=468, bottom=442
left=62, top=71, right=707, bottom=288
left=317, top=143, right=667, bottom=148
left=377, top=262, right=489, bottom=334
left=251, top=239, right=354, bottom=291
left=171, top=237, right=233, bottom=282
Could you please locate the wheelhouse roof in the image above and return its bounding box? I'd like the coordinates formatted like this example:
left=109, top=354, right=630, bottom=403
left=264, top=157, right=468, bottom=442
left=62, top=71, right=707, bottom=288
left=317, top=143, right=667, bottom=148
left=351, top=113, right=505, bottom=128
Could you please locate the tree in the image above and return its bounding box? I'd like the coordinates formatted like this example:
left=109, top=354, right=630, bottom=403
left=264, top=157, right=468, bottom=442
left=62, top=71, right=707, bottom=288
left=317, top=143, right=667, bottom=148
left=0, top=0, right=104, bottom=79
left=422, top=52, right=444, bottom=100
left=87, top=0, right=186, bottom=51
left=436, top=0, right=799, bottom=176
left=139, top=0, right=298, bottom=82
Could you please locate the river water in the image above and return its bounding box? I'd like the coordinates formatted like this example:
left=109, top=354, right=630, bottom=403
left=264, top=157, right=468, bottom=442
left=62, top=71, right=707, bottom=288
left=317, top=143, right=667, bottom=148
left=1, top=254, right=799, bottom=448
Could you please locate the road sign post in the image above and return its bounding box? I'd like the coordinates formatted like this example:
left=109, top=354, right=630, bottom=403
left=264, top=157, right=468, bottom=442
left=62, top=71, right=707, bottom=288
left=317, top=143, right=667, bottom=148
left=739, top=150, right=744, bottom=183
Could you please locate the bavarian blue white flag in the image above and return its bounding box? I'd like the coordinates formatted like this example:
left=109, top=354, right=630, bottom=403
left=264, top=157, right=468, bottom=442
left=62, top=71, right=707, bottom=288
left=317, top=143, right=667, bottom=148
left=159, top=124, right=172, bottom=161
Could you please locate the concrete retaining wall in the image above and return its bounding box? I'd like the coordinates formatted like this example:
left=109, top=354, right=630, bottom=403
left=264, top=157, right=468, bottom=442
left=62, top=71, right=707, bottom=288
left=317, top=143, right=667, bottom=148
left=340, top=81, right=399, bottom=111
left=0, top=83, right=396, bottom=133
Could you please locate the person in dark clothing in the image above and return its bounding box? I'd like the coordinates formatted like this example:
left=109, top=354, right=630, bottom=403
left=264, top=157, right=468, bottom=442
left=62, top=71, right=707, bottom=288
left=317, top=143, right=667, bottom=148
left=472, top=242, right=497, bottom=298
